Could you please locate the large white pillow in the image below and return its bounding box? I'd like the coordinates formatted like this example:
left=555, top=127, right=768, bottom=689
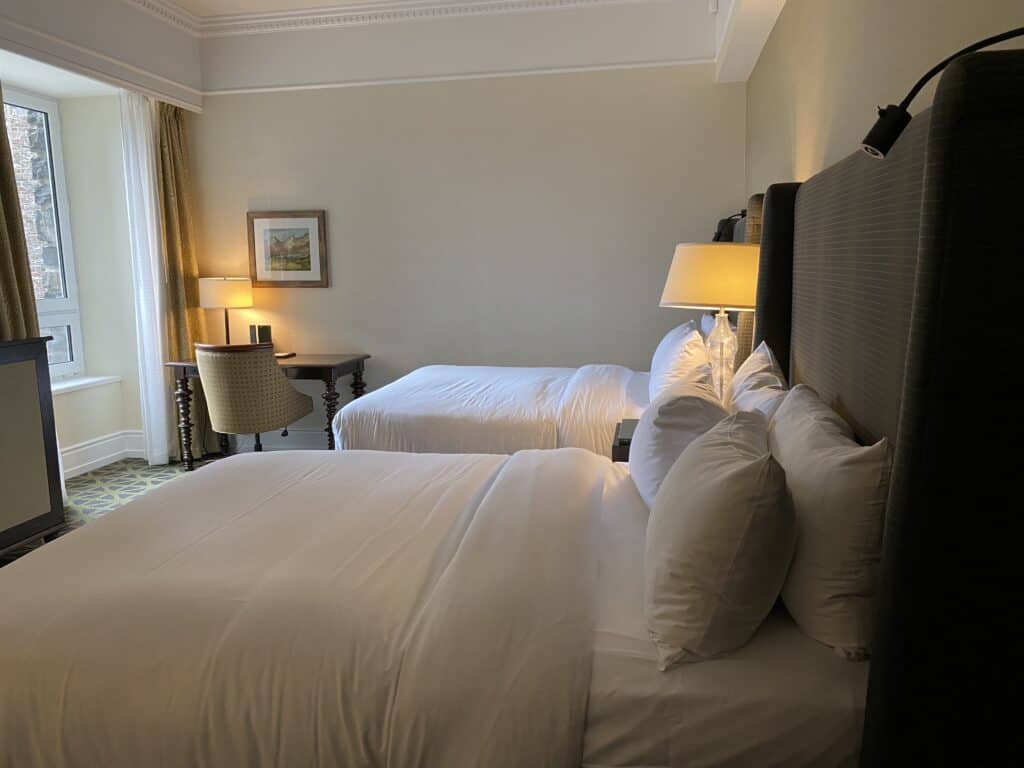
left=645, top=411, right=795, bottom=670
left=729, top=341, right=788, bottom=418
left=649, top=322, right=709, bottom=402
left=629, top=372, right=726, bottom=508
left=769, top=385, right=890, bottom=659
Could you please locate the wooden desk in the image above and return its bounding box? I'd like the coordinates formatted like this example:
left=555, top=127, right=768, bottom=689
left=165, top=353, right=369, bottom=470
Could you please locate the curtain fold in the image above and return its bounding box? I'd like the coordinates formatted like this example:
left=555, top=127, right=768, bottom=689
left=0, top=81, right=40, bottom=342
left=156, top=102, right=217, bottom=457
left=120, top=92, right=171, bottom=465
left=157, top=103, right=207, bottom=361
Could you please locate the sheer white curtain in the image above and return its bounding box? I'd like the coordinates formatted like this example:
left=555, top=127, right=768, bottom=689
left=120, top=91, right=171, bottom=465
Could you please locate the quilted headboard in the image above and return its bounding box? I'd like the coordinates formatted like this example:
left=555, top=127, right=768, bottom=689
left=729, top=194, right=764, bottom=367
left=754, top=51, right=1024, bottom=766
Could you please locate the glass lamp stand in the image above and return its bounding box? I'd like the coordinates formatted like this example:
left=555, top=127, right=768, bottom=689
left=706, top=309, right=738, bottom=402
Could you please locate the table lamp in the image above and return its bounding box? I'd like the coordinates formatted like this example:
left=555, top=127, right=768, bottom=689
left=199, top=277, right=253, bottom=344
left=660, top=243, right=760, bottom=401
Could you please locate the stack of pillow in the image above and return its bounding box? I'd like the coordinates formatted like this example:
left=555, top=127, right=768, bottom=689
left=728, top=340, right=788, bottom=417
left=647, top=319, right=714, bottom=403
left=636, top=323, right=891, bottom=669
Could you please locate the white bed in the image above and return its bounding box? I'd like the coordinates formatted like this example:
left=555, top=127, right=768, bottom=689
left=332, top=363, right=650, bottom=457
left=0, top=450, right=866, bottom=767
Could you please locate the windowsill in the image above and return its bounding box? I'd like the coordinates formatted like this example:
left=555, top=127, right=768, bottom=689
left=51, top=375, right=122, bottom=396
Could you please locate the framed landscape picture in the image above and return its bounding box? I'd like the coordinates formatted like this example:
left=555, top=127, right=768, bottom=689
left=247, top=210, right=328, bottom=287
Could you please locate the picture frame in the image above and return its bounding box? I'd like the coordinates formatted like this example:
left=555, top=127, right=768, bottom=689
left=247, top=210, right=328, bottom=288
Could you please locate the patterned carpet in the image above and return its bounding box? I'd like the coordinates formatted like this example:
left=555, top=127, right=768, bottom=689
left=1, top=459, right=187, bottom=566
left=64, top=459, right=186, bottom=525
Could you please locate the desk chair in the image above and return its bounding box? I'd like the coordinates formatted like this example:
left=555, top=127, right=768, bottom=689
left=194, top=343, right=313, bottom=451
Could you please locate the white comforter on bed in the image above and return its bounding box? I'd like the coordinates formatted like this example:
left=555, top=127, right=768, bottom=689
left=333, top=363, right=649, bottom=456
left=0, top=450, right=608, bottom=768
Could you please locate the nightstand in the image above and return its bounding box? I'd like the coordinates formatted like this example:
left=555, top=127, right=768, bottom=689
left=612, top=419, right=639, bottom=462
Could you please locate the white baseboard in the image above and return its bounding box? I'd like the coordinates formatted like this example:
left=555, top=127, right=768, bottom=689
left=62, top=430, right=147, bottom=478
left=233, top=427, right=329, bottom=453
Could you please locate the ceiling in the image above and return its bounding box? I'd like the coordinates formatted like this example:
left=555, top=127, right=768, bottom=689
left=168, top=0, right=716, bottom=20
left=0, top=49, right=117, bottom=99
left=0, top=0, right=781, bottom=108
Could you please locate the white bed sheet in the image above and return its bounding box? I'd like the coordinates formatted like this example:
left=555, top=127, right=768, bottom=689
left=585, top=464, right=869, bottom=768
left=334, top=364, right=650, bottom=456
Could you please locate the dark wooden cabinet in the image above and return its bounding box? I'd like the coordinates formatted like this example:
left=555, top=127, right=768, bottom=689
left=0, top=338, right=64, bottom=554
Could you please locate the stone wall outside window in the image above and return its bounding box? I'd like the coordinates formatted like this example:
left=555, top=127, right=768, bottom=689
left=4, top=103, right=64, bottom=301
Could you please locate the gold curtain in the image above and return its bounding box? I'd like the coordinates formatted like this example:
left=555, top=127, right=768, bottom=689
left=156, top=102, right=218, bottom=456
left=0, top=82, right=40, bottom=342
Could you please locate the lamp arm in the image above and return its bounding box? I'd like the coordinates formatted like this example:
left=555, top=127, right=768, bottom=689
left=863, top=26, right=1024, bottom=159
left=712, top=209, right=747, bottom=242
left=899, top=26, right=1024, bottom=110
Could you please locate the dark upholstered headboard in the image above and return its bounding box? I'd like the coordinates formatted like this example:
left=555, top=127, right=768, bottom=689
left=758, top=112, right=927, bottom=444
left=730, top=194, right=764, bottom=367
left=754, top=51, right=1024, bottom=766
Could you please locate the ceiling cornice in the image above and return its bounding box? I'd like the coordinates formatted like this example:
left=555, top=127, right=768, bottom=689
left=124, top=0, right=654, bottom=38
left=125, top=0, right=201, bottom=33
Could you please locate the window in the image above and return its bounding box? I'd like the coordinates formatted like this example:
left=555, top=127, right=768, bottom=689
left=3, top=87, right=83, bottom=377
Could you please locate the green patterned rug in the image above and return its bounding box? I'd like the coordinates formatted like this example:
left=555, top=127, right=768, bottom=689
left=1, top=459, right=187, bottom=566
left=65, top=459, right=187, bottom=524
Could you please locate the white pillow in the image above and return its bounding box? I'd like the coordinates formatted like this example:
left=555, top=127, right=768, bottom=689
left=730, top=341, right=788, bottom=418
left=769, top=385, right=890, bottom=659
left=629, top=373, right=726, bottom=508
left=645, top=411, right=795, bottom=670
left=649, top=322, right=710, bottom=402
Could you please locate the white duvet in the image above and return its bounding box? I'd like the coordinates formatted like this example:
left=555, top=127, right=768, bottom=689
left=0, top=451, right=868, bottom=767
left=333, top=364, right=649, bottom=456
left=0, top=450, right=607, bottom=767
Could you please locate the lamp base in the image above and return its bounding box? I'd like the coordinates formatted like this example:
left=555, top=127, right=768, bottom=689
left=706, top=309, right=738, bottom=403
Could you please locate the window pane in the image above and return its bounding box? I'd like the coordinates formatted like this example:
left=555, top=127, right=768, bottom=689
left=40, top=324, right=73, bottom=366
left=3, top=102, right=66, bottom=301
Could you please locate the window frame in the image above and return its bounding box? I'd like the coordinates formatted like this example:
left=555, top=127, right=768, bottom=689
left=3, top=86, right=84, bottom=378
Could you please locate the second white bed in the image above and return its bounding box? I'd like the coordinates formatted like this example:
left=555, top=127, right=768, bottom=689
left=333, top=364, right=650, bottom=457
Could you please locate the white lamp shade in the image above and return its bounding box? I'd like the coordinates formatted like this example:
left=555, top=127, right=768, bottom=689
left=660, top=243, right=760, bottom=311
left=199, top=277, right=253, bottom=309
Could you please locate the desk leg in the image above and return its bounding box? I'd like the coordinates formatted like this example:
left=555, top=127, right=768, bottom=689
left=174, top=375, right=194, bottom=471
left=351, top=368, right=366, bottom=398
left=323, top=379, right=340, bottom=450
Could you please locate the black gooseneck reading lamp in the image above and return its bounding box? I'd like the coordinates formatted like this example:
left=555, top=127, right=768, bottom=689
left=861, top=26, right=1024, bottom=159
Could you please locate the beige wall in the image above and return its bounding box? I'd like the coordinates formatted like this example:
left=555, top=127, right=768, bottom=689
left=53, top=95, right=141, bottom=448
left=746, top=0, right=1024, bottom=194
left=189, top=65, right=747, bottom=414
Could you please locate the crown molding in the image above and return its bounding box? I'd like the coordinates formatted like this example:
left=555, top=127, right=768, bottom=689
left=123, top=0, right=201, bottom=33
left=202, top=56, right=713, bottom=95
left=125, top=0, right=655, bottom=38
left=714, top=0, right=784, bottom=82
left=0, top=12, right=203, bottom=110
